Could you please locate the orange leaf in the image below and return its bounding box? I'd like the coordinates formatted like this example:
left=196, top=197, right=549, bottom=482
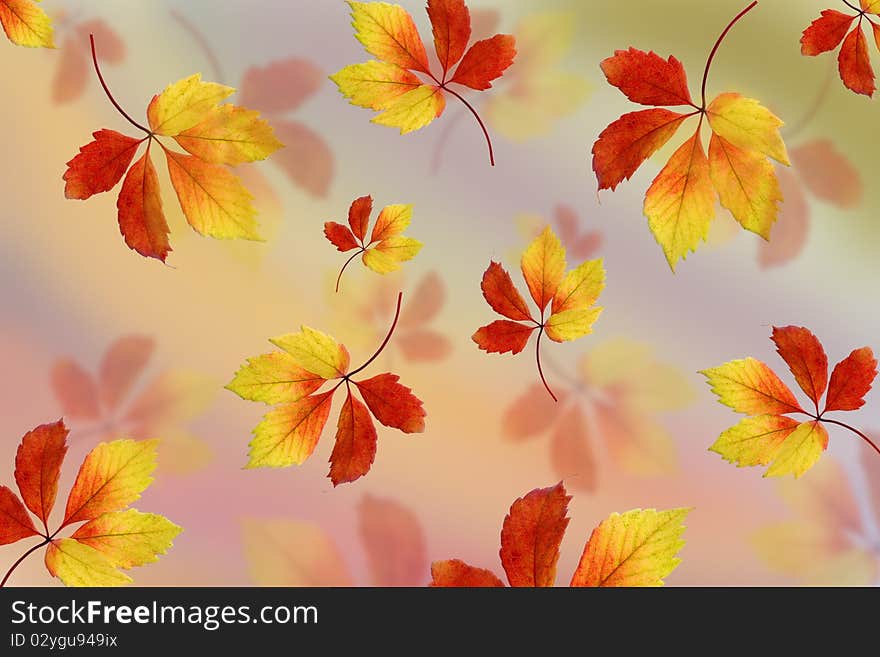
left=450, top=34, right=516, bottom=90
left=701, top=357, right=803, bottom=416
left=600, top=48, right=693, bottom=106
left=50, top=360, right=100, bottom=419
left=499, top=482, right=570, bottom=587
left=429, top=559, right=505, bottom=587
left=324, top=222, right=359, bottom=252
left=772, top=326, right=829, bottom=408
left=480, top=262, right=533, bottom=322
left=472, top=320, right=535, bottom=355
left=358, top=494, right=427, bottom=586
left=825, top=347, right=877, bottom=412
left=329, top=392, right=377, bottom=486
left=0, top=485, right=38, bottom=545
left=838, top=26, right=875, bottom=96
left=247, top=391, right=335, bottom=469
left=14, top=420, right=68, bottom=527
left=801, top=10, right=856, bottom=55
left=348, top=194, right=373, bottom=243
left=63, top=130, right=141, bottom=200
left=355, top=373, right=426, bottom=433
left=117, top=150, right=171, bottom=261
left=427, top=0, right=472, bottom=76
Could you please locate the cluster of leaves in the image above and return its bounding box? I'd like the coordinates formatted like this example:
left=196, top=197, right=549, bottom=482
left=1, top=420, right=179, bottom=587
left=51, top=335, right=216, bottom=475
left=325, top=195, right=423, bottom=291
left=331, top=0, right=515, bottom=164
left=504, top=339, right=694, bottom=491
left=244, top=494, right=427, bottom=586
left=703, top=326, right=878, bottom=478
left=431, top=482, right=690, bottom=586
left=473, top=225, right=605, bottom=400
left=64, top=37, right=283, bottom=261
left=801, top=1, right=880, bottom=97
left=0, top=0, right=53, bottom=47
left=227, top=293, right=425, bottom=485
left=593, top=2, right=789, bottom=270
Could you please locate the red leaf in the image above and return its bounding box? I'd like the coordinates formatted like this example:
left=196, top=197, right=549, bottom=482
left=600, top=48, right=693, bottom=106
left=240, top=58, right=323, bottom=114
left=355, top=373, right=426, bottom=433
left=324, top=222, right=360, bottom=252
left=771, top=326, right=829, bottom=408
left=14, top=420, right=68, bottom=527
left=480, top=262, right=534, bottom=322
left=430, top=559, right=505, bottom=587
left=348, top=195, right=373, bottom=243
left=499, top=482, right=570, bottom=587
left=50, top=360, right=99, bottom=419
left=0, top=486, right=39, bottom=545
left=801, top=10, right=856, bottom=55
left=63, top=129, right=141, bottom=200
left=427, top=0, right=472, bottom=75
left=472, top=320, right=535, bottom=355
left=358, top=494, right=427, bottom=586
left=825, top=347, right=878, bottom=412
left=98, top=336, right=154, bottom=412
left=116, top=151, right=171, bottom=261
left=329, top=392, right=378, bottom=486
left=450, top=34, right=516, bottom=90
left=838, top=26, right=875, bottom=97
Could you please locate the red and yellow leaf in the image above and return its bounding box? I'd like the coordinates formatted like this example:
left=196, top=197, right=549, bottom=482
left=0, top=0, right=53, bottom=47
left=226, top=353, right=325, bottom=405
left=430, top=559, right=505, bottom=587
left=701, top=358, right=803, bottom=415
left=710, top=414, right=800, bottom=469
left=521, top=226, right=566, bottom=312
left=117, top=150, right=171, bottom=261
left=247, top=391, right=335, bottom=468
left=45, top=538, right=131, bottom=587
left=348, top=0, right=430, bottom=74
left=146, top=74, right=234, bottom=136
left=825, top=347, right=878, bottom=412
left=71, top=509, right=181, bottom=568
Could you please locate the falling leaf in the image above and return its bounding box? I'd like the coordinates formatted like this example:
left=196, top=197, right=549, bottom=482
left=325, top=195, right=423, bottom=291
left=63, top=38, right=283, bottom=261
left=331, top=0, right=516, bottom=165
left=431, top=482, right=690, bottom=587
left=593, top=4, right=789, bottom=270
left=228, top=293, right=426, bottom=485
left=0, top=0, right=53, bottom=47
left=0, top=420, right=180, bottom=586
left=703, top=325, right=878, bottom=478
left=473, top=226, right=605, bottom=400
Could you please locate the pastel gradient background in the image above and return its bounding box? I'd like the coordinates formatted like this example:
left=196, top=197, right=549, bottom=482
left=1, top=0, right=879, bottom=586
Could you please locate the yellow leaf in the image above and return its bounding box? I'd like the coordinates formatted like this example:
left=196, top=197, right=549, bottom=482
left=570, top=508, right=690, bottom=586
left=330, top=61, right=422, bottom=110
left=348, top=1, right=430, bottom=74
left=0, top=0, right=54, bottom=47
left=709, top=133, right=782, bottom=239
left=71, top=510, right=182, bottom=568
left=765, top=421, right=828, bottom=478
left=174, top=105, right=283, bottom=165
left=706, top=93, right=789, bottom=165
left=521, top=226, right=566, bottom=312
left=544, top=307, right=603, bottom=343
left=269, top=326, right=350, bottom=380
left=700, top=358, right=801, bottom=415
left=644, top=132, right=715, bottom=271
left=226, top=353, right=325, bottom=405
left=63, top=439, right=158, bottom=526
left=362, top=236, right=423, bottom=273
left=164, top=149, right=261, bottom=241
left=710, top=414, right=800, bottom=468
left=247, top=392, right=335, bottom=468
left=45, top=538, right=131, bottom=587
left=147, top=74, right=234, bottom=136
left=370, top=204, right=412, bottom=242
left=551, top=258, right=605, bottom=315
left=372, top=85, right=446, bottom=134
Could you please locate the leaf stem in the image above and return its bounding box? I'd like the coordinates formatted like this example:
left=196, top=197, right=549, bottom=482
left=700, top=1, right=759, bottom=110
left=535, top=327, right=557, bottom=402
left=335, top=248, right=366, bottom=293
left=169, top=10, right=225, bottom=82
left=0, top=538, right=50, bottom=588
left=441, top=85, right=495, bottom=166
left=842, top=0, right=864, bottom=13
left=784, top=56, right=835, bottom=139
left=89, top=34, right=152, bottom=135
left=820, top=418, right=880, bottom=457
left=347, top=292, right=403, bottom=378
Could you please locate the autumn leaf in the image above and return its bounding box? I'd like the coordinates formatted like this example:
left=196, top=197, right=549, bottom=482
left=325, top=195, right=423, bottom=291
left=52, top=17, right=124, bottom=103
left=0, top=420, right=180, bottom=587
left=702, top=325, right=878, bottom=478
left=0, top=0, right=53, bottom=47
left=593, top=2, right=790, bottom=270
left=331, top=0, right=516, bottom=165
left=431, top=482, right=690, bottom=587
left=503, top=338, right=694, bottom=490
left=473, top=226, right=605, bottom=400
left=801, top=3, right=880, bottom=97
left=228, top=292, right=426, bottom=485
left=63, top=36, right=283, bottom=262
left=50, top=335, right=216, bottom=476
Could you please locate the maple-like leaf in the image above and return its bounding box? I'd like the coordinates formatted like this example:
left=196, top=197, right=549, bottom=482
left=0, top=420, right=180, bottom=586
left=473, top=226, right=605, bottom=400
left=801, top=3, right=880, bottom=97
left=331, top=0, right=516, bottom=165
left=0, top=0, right=53, bottom=47
left=52, top=16, right=124, bottom=103
left=63, top=36, right=283, bottom=262
left=50, top=335, right=216, bottom=475
left=228, top=292, right=426, bottom=485
left=431, top=482, right=690, bottom=587
left=503, top=338, right=694, bottom=490
left=702, top=325, right=878, bottom=478
left=593, top=2, right=790, bottom=270
left=242, top=494, right=427, bottom=585
left=325, top=195, right=423, bottom=292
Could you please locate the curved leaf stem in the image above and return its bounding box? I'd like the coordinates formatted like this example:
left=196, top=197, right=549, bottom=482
left=441, top=85, right=495, bottom=166
left=347, top=292, right=403, bottom=378
left=0, top=538, right=50, bottom=588
left=700, top=1, right=759, bottom=110
left=842, top=0, right=864, bottom=14
left=821, top=418, right=880, bottom=457
left=535, top=327, right=557, bottom=402
left=89, top=34, right=151, bottom=135
left=335, top=249, right=366, bottom=293
left=169, top=9, right=225, bottom=82
left=785, top=56, right=836, bottom=139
